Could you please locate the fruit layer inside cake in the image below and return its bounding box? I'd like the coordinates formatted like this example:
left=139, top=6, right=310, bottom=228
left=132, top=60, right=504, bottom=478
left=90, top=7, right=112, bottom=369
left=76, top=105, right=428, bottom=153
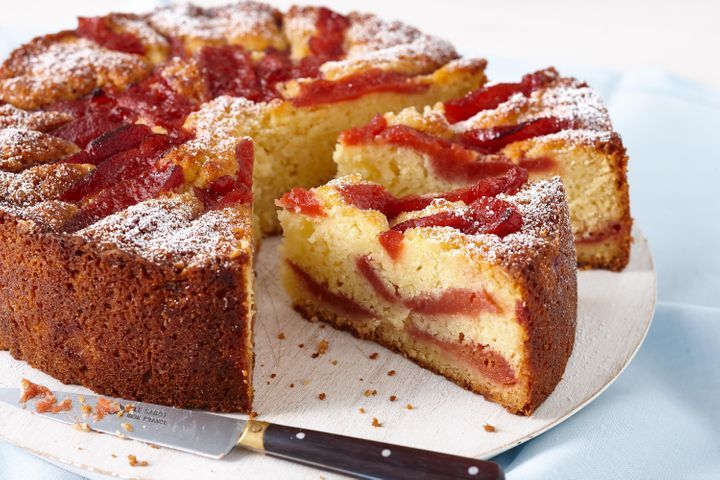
left=334, top=67, right=632, bottom=270
left=277, top=169, right=577, bottom=414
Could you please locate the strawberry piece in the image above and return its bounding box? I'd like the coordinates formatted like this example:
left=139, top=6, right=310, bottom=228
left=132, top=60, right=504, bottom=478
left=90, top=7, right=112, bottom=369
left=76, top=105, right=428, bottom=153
left=308, top=7, right=350, bottom=59
left=83, top=124, right=154, bottom=164
left=291, top=69, right=428, bottom=107
left=71, top=164, right=184, bottom=229
left=277, top=188, right=325, bottom=217
left=48, top=94, right=135, bottom=148
left=386, top=167, right=528, bottom=218
left=443, top=68, right=559, bottom=124
left=460, top=117, right=570, bottom=154
left=339, top=114, right=388, bottom=145
left=76, top=17, right=145, bottom=55
left=199, top=45, right=263, bottom=101
left=195, top=139, right=254, bottom=210
left=390, top=196, right=523, bottom=237
left=61, top=134, right=182, bottom=203
left=337, top=182, right=396, bottom=214
left=115, top=75, right=196, bottom=129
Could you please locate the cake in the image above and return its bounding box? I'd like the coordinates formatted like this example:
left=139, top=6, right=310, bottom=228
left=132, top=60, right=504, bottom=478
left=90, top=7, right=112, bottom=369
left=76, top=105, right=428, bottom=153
left=334, top=68, right=632, bottom=270
left=277, top=170, right=577, bottom=414
left=0, top=3, right=486, bottom=411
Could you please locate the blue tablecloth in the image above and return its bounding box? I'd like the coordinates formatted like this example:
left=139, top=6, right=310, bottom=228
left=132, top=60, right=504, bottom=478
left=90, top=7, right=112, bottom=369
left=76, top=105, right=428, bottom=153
left=0, top=55, right=718, bottom=478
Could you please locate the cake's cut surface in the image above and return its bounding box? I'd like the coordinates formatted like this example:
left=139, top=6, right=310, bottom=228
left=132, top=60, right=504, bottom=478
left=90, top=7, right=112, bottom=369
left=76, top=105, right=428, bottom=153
left=334, top=67, right=632, bottom=270
left=277, top=171, right=577, bottom=414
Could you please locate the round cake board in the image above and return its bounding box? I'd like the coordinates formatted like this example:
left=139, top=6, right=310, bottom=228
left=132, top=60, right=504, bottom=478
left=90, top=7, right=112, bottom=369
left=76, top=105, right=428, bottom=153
left=0, top=226, right=656, bottom=480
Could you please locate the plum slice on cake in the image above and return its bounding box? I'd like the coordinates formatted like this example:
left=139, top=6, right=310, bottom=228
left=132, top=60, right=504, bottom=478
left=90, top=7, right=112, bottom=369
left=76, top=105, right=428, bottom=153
left=334, top=67, right=632, bottom=270
left=277, top=168, right=577, bottom=415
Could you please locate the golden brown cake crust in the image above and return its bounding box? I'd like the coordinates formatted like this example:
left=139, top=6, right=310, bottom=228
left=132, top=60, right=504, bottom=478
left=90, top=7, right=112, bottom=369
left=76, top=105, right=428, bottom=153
left=0, top=209, right=253, bottom=411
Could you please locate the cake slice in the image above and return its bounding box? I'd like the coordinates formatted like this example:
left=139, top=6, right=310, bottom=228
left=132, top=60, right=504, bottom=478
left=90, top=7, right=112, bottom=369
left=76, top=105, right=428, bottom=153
left=277, top=169, right=576, bottom=414
left=334, top=67, right=631, bottom=270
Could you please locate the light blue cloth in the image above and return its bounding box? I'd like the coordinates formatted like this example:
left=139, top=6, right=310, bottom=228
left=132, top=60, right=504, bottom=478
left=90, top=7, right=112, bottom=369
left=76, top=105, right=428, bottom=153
left=0, top=49, right=719, bottom=479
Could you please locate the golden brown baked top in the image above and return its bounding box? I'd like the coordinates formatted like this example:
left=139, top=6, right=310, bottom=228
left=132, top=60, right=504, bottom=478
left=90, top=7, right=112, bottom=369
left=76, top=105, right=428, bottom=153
left=0, top=2, right=463, bottom=267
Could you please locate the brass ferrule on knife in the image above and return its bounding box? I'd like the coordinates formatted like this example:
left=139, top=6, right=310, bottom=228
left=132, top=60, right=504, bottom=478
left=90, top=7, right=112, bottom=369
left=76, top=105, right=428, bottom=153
left=237, top=420, right=270, bottom=453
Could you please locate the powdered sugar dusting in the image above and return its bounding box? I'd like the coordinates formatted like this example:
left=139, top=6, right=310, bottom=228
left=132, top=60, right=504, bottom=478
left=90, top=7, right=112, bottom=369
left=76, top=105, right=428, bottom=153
left=320, top=12, right=457, bottom=79
left=0, top=103, right=71, bottom=132
left=78, top=193, right=251, bottom=266
left=149, top=2, right=283, bottom=46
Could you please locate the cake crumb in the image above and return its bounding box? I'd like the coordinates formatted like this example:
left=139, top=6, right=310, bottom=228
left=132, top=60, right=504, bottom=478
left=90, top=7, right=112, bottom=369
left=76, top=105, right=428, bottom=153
left=128, top=454, right=148, bottom=467
left=94, top=397, right=121, bottom=422
left=311, top=339, right=330, bottom=358
left=289, top=383, right=295, bottom=388
left=389, top=395, right=397, bottom=402
left=298, top=343, right=305, bottom=348
left=330, top=359, right=338, bottom=366
left=74, top=422, right=91, bottom=432
left=249, top=411, right=259, bottom=419
left=121, top=422, right=134, bottom=432
left=406, top=404, right=414, bottom=410
left=368, top=352, right=379, bottom=360
left=51, top=397, right=73, bottom=413
left=78, top=395, right=85, bottom=403
left=81, top=404, right=92, bottom=416
left=363, top=389, right=377, bottom=397
left=318, top=393, right=326, bottom=400
left=270, top=373, right=277, bottom=379
left=111, top=454, right=117, bottom=458
left=277, top=332, right=286, bottom=340
left=359, top=408, right=366, bottom=414
left=387, top=370, right=396, bottom=377
left=302, top=378, right=310, bottom=385
left=483, top=424, right=497, bottom=432
left=371, top=418, right=382, bottom=427
left=149, top=444, right=161, bottom=449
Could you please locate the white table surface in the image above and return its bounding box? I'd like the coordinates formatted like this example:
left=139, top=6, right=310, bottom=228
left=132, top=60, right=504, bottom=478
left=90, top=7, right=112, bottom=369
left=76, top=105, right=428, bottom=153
left=1, top=1, right=719, bottom=479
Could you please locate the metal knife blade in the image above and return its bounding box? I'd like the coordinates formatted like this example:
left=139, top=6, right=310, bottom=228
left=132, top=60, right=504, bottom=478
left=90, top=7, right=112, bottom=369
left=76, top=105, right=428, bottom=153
left=0, top=388, right=245, bottom=459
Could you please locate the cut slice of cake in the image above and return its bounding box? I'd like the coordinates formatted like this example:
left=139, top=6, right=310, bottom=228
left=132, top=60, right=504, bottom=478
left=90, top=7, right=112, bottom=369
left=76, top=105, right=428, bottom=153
left=334, top=67, right=632, bottom=270
left=277, top=169, right=577, bottom=415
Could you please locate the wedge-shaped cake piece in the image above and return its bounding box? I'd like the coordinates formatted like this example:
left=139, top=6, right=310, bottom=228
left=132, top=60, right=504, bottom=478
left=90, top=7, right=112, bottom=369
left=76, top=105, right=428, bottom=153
left=277, top=169, right=577, bottom=414
left=334, top=67, right=631, bottom=270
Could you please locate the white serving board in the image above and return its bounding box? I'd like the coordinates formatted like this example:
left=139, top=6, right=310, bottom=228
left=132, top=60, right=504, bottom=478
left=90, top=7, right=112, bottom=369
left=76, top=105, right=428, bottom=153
left=0, top=227, right=656, bottom=480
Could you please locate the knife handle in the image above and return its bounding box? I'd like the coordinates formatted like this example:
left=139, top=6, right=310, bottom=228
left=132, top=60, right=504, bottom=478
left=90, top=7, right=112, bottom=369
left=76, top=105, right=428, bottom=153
left=238, top=420, right=504, bottom=480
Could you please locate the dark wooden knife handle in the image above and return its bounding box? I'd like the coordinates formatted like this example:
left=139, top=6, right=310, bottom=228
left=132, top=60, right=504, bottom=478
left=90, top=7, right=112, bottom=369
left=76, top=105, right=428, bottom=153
left=259, top=422, right=504, bottom=480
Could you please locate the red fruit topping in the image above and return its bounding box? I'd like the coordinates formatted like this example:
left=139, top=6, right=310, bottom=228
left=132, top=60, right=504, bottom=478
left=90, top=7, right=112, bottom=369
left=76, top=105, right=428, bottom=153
left=76, top=17, right=145, bottom=55
left=61, top=133, right=182, bottom=203
left=196, top=139, right=254, bottom=209
left=82, top=124, right=154, bottom=164
left=387, top=167, right=528, bottom=217
left=459, top=116, right=569, bottom=154
left=404, top=289, right=499, bottom=316
left=71, top=164, right=184, bottom=229
left=443, top=68, right=559, bottom=124
left=337, top=182, right=396, bottom=213
left=278, top=188, right=325, bottom=217
left=199, top=45, right=261, bottom=100
left=356, top=256, right=399, bottom=303
left=49, top=94, right=135, bottom=148
left=115, top=75, right=196, bottom=129
left=407, top=324, right=517, bottom=385
left=339, top=114, right=388, bottom=145
left=391, top=196, right=523, bottom=237
left=378, top=230, right=404, bottom=260
left=308, top=7, right=350, bottom=59
left=288, top=261, right=376, bottom=317
left=518, top=156, right=556, bottom=172
left=292, top=69, right=429, bottom=107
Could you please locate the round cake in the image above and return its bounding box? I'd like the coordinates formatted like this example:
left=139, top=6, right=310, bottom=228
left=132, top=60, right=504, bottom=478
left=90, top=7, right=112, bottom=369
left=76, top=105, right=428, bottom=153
left=0, top=2, right=485, bottom=412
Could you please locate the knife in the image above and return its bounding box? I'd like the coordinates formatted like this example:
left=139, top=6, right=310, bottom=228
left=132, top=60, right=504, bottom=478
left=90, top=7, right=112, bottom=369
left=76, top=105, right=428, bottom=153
left=0, top=388, right=503, bottom=480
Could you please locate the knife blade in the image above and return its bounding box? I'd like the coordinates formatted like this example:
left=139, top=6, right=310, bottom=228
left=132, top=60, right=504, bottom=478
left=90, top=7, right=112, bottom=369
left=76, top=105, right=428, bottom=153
left=0, top=387, right=504, bottom=480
